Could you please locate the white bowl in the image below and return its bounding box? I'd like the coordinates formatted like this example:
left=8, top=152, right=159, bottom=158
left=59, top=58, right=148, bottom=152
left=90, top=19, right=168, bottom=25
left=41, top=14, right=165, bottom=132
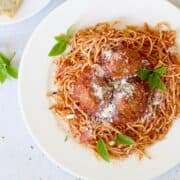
left=18, top=0, right=180, bottom=179
left=0, top=0, right=50, bottom=25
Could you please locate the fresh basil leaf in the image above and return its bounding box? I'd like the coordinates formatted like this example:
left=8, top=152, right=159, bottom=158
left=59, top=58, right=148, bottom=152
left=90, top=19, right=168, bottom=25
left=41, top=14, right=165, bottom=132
left=54, top=34, right=67, bottom=42
left=116, top=134, right=135, bottom=145
left=148, top=73, right=158, bottom=90
left=0, top=67, right=8, bottom=84
left=96, top=139, right=110, bottom=162
left=158, top=78, right=166, bottom=92
left=6, top=64, right=18, bottom=79
left=0, top=57, right=8, bottom=83
left=155, top=66, right=167, bottom=75
left=137, top=68, right=151, bottom=80
left=0, top=56, right=5, bottom=65
left=49, top=25, right=74, bottom=57
left=48, top=40, right=67, bottom=57
left=0, top=51, right=18, bottom=84
left=148, top=73, right=161, bottom=90
left=0, top=52, right=10, bottom=65
left=66, top=25, right=74, bottom=37
left=148, top=72, right=166, bottom=91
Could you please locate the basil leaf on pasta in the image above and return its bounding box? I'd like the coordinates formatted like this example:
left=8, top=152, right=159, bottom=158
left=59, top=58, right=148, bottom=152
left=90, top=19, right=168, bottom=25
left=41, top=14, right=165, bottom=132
left=96, top=139, right=110, bottom=162
left=116, top=134, right=135, bottom=145
left=49, top=25, right=74, bottom=57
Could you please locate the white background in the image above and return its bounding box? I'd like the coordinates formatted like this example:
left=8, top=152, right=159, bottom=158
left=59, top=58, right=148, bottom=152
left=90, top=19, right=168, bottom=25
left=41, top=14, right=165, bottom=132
left=0, top=0, right=179, bottom=179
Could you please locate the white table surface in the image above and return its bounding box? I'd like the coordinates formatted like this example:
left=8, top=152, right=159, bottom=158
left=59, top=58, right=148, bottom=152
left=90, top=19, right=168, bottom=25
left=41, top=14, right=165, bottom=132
left=0, top=0, right=179, bottom=180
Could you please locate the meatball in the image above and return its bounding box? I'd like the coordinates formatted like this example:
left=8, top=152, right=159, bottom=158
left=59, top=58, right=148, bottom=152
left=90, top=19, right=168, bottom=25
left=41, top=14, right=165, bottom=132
left=71, top=67, right=112, bottom=114
left=101, top=48, right=142, bottom=79
left=113, top=79, right=149, bottom=124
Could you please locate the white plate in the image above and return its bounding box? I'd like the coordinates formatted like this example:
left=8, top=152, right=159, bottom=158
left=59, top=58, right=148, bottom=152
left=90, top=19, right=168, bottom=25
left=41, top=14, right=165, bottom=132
left=0, top=0, right=50, bottom=25
left=18, top=0, right=180, bottom=179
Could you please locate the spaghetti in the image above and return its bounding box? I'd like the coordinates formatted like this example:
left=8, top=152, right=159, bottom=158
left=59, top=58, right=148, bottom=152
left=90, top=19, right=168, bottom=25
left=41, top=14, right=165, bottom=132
left=49, top=22, right=180, bottom=160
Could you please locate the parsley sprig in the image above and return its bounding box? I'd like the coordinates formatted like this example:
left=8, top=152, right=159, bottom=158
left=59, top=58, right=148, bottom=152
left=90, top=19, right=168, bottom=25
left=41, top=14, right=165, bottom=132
left=48, top=25, right=74, bottom=57
left=0, top=52, right=18, bottom=84
left=137, top=66, right=167, bottom=91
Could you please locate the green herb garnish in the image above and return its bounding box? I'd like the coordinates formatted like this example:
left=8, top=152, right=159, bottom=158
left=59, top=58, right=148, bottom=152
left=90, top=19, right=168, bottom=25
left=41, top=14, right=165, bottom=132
left=96, top=139, right=110, bottom=162
left=66, top=25, right=74, bottom=38
left=137, top=66, right=167, bottom=91
left=48, top=25, right=74, bottom=57
left=154, top=66, right=167, bottom=75
left=116, top=134, right=135, bottom=145
left=0, top=52, right=18, bottom=84
left=137, top=67, right=151, bottom=80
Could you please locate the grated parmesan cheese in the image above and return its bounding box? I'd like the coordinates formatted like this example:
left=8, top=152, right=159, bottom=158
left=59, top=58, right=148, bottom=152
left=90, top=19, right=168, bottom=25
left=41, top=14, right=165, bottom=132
left=97, top=102, right=116, bottom=122
left=141, top=90, right=164, bottom=122
left=152, top=90, right=164, bottom=106
left=102, top=50, right=113, bottom=60
left=113, top=79, right=135, bottom=100
left=102, top=49, right=130, bottom=64
left=94, top=65, right=105, bottom=77
left=92, top=83, right=104, bottom=99
left=114, top=51, right=128, bottom=63
left=141, top=108, right=153, bottom=122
